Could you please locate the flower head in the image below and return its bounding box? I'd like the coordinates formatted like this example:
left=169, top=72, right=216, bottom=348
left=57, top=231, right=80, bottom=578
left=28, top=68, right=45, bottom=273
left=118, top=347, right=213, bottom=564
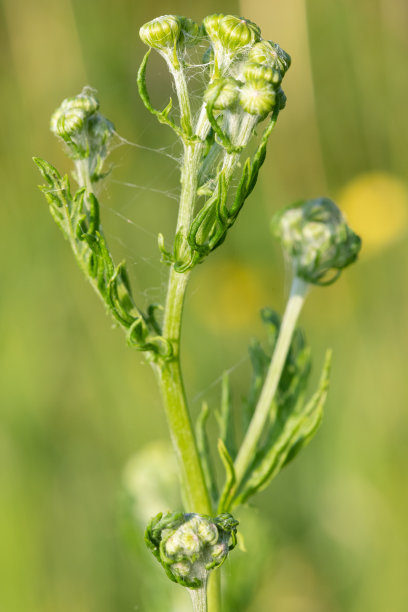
left=272, top=198, right=362, bottom=285
left=145, top=511, right=238, bottom=588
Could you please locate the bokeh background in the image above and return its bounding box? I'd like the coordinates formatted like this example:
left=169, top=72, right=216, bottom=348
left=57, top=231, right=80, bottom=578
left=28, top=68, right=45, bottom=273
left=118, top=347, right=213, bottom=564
left=1, top=0, right=408, bottom=610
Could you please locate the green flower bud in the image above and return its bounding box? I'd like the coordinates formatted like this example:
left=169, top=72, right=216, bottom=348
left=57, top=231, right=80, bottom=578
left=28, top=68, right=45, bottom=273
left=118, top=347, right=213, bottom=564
left=202, top=45, right=214, bottom=66
left=269, top=40, right=291, bottom=74
left=239, top=79, right=276, bottom=116
left=50, top=89, right=99, bottom=141
left=139, top=15, right=182, bottom=50
left=276, top=87, right=287, bottom=110
left=145, top=511, right=238, bottom=588
left=243, top=61, right=281, bottom=86
left=218, top=15, right=261, bottom=51
left=51, top=107, right=86, bottom=141
left=203, top=14, right=260, bottom=52
left=204, top=78, right=239, bottom=110
left=202, top=14, right=224, bottom=43
left=50, top=88, right=115, bottom=177
left=60, top=91, right=99, bottom=114
left=88, top=114, right=115, bottom=147
left=249, top=40, right=291, bottom=75
left=272, top=198, right=362, bottom=285
left=179, top=17, right=202, bottom=47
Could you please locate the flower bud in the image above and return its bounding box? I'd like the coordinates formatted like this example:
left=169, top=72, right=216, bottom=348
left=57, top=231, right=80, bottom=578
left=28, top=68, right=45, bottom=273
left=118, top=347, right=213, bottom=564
left=50, top=89, right=115, bottom=174
left=242, top=61, right=281, bottom=86
left=269, top=40, right=291, bottom=74
left=202, top=46, right=214, bottom=65
left=51, top=107, right=87, bottom=141
left=218, top=15, right=261, bottom=51
left=202, top=14, right=225, bottom=44
left=179, top=17, right=202, bottom=46
left=87, top=114, right=115, bottom=147
left=239, top=79, right=276, bottom=116
left=272, top=198, right=362, bottom=285
left=60, top=91, right=99, bottom=114
left=276, top=87, right=287, bottom=110
left=249, top=40, right=291, bottom=75
left=203, top=14, right=260, bottom=53
left=145, top=511, right=238, bottom=588
left=139, top=15, right=182, bottom=50
left=50, top=89, right=99, bottom=141
left=204, top=78, right=239, bottom=110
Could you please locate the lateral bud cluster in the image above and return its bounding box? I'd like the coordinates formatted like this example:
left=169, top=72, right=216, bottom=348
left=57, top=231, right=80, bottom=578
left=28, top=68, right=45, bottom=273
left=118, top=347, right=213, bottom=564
left=272, top=198, right=362, bottom=285
left=50, top=87, right=115, bottom=181
left=145, top=511, right=238, bottom=589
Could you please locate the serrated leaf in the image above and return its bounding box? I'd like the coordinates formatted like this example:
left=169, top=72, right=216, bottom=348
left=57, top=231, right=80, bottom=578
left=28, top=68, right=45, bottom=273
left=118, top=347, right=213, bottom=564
left=34, top=157, right=170, bottom=360
left=217, top=438, right=236, bottom=513
left=216, top=373, right=236, bottom=460
left=195, top=402, right=218, bottom=505
left=236, top=350, right=331, bottom=505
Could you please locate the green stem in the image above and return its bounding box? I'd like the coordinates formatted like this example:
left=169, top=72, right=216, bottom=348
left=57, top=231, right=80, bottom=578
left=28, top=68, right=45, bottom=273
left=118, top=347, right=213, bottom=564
left=189, top=584, right=208, bottom=612
left=158, top=267, right=212, bottom=514
left=164, top=52, right=193, bottom=137
left=233, top=276, right=310, bottom=489
left=153, top=55, right=220, bottom=612
left=158, top=161, right=221, bottom=612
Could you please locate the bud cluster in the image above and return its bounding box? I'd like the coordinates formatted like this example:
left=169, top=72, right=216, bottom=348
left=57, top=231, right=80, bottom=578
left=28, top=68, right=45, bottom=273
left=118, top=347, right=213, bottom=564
left=202, top=15, right=290, bottom=118
left=145, top=511, right=238, bottom=588
left=50, top=87, right=115, bottom=181
left=272, top=198, right=362, bottom=285
left=138, top=14, right=291, bottom=269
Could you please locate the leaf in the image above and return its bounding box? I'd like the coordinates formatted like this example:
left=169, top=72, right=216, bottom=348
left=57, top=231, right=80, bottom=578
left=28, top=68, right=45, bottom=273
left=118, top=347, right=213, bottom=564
left=216, top=373, right=236, bottom=459
left=217, top=438, right=236, bottom=513
left=236, top=350, right=332, bottom=505
left=282, top=349, right=331, bottom=466
left=34, top=157, right=171, bottom=360
left=137, top=50, right=189, bottom=143
left=195, top=402, right=218, bottom=505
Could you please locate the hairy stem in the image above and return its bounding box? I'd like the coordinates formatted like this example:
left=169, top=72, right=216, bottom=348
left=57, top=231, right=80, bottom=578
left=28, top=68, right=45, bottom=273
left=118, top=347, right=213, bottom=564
left=155, top=57, right=221, bottom=612
left=158, top=267, right=212, bottom=514
left=189, top=584, right=208, bottom=612
left=158, top=156, right=221, bottom=612
left=233, top=275, right=310, bottom=489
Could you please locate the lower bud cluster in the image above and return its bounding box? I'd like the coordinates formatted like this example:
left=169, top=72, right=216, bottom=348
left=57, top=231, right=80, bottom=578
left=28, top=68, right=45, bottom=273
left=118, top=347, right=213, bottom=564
left=145, top=511, right=238, bottom=588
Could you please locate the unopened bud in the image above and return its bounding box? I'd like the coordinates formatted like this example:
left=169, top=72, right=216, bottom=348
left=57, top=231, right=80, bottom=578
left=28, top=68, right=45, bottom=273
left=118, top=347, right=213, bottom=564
left=243, top=61, right=281, bottom=86
left=204, top=14, right=260, bottom=53
left=179, top=17, right=202, bottom=46
left=202, top=14, right=225, bottom=44
left=272, top=198, right=362, bottom=285
left=218, top=15, right=261, bottom=51
left=139, top=15, right=182, bottom=50
left=50, top=88, right=114, bottom=174
left=239, top=79, right=276, bottom=116
left=204, top=78, right=239, bottom=110
left=51, top=107, right=86, bottom=141
left=249, top=40, right=291, bottom=75
left=145, top=511, right=238, bottom=588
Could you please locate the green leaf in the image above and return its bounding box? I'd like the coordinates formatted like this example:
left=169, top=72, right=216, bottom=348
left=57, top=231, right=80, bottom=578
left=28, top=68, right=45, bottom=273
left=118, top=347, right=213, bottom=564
left=196, top=402, right=219, bottom=505
left=236, top=350, right=331, bottom=505
left=282, top=349, right=331, bottom=466
left=137, top=49, right=189, bottom=142
left=217, top=438, right=236, bottom=513
left=216, top=373, right=236, bottom=459
left=34, top=157, right=171, bottom=360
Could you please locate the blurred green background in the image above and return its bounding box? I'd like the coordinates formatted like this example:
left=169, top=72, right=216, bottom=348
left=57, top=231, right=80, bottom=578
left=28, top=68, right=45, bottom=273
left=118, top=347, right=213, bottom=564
left=1, top=0, right=408, bottom=610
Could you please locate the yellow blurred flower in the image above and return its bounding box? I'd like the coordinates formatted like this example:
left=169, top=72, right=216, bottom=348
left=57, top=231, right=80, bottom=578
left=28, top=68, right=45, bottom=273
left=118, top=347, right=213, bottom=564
left=338, top=172, right=408, bottom=255
left=192, top=260, right=272, bottom=332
